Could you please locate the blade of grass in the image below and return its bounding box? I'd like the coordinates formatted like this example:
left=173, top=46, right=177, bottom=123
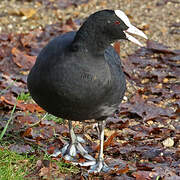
left=156, top=176, right=160, bottom=180
left=0, top=102, right=17, bottom=140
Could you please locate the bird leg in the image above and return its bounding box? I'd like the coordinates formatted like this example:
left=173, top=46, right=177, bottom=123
left=88, top=120, right=109, bottom=173
left=61, top=120, right=95, bottom=161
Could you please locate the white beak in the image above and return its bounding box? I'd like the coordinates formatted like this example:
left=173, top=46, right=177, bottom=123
left=114, top=10, right=148, bottom=46
left=124, top=24, right=148, bottom=46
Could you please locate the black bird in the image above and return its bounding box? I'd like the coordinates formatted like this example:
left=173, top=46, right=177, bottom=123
left=27, top=9, right=147, bottom=172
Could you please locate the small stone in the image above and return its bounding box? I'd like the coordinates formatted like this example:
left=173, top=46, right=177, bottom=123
left=155, top=83, right=162, bottom=89
left=147, top=120, right=153, bottom=125
left=123, top=96, right=128, bottom=101
left=141, top=78, right=149, bottom=84
left=158, top=123, right=165, bottom=128
left=162, top=137, right=174, bottom=147
left=139, top=22, right=150, bottom=30
left=22, top=16, right=27, bottom=20
left=8, top=24, right=13, bottom=29
left=163, top=78, right=169, bottom=83
left=142, top=95, right=148, bottom=99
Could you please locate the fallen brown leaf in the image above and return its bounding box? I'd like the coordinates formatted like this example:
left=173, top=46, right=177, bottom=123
left=11, top=47, right=36, bottom=69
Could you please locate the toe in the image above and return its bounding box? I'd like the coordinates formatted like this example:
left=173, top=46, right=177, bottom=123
left=69, top=144, right=76, bottom=156
left=88, top=161, right=109, bottom=173
left=61, top=144, right=69, bottom=155
left=83, top=153, right=96, bottom=161
left=77, top=135, right=86, bottom=143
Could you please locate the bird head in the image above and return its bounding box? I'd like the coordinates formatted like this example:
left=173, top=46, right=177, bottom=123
left=87, top=9, right=148, bottom=46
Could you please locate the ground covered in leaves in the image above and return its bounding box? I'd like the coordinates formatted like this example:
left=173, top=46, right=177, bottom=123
left=0, top=0, right=180, bottom=179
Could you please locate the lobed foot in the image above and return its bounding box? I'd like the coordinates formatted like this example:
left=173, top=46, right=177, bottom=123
left=61, top=135, right=95, bottom=161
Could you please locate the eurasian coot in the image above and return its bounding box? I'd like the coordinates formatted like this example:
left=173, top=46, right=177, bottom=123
left=27, top=9, right=147, bottom=172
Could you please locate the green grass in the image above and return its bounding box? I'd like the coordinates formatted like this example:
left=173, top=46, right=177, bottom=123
left=0, top=149, right=36, bottom=180
left=56, top=160, right=79, bottom=174
left=0, top=147, right=79, bottom=180
left=1, top=92, right=31, bottom=140
left=0, top=92, right=78, bottom=179
left=43, top=153, right=79, bottom=174
left=156, top=176, right=160, bottom=180
left=17, top=92, right=31, bottom=102
left=44, top=113, right=64, bottom=124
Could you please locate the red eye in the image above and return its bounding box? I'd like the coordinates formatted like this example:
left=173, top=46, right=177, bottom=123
left=115, top=21, right=120, bottom=25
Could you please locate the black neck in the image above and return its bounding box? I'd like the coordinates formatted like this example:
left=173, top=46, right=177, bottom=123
left=72, top=19, right=112, bottom=55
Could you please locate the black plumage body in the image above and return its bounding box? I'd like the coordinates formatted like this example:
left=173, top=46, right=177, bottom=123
left=27, top=30, right=126, bottom=121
